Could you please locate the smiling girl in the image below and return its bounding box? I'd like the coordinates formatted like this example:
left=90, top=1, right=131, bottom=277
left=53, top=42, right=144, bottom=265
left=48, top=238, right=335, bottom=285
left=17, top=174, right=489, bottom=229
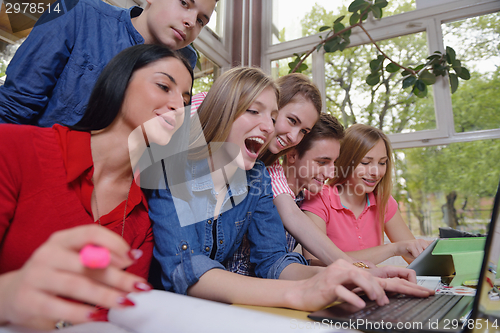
left=301, top=124, right=431, bottom=264
left=148, top=68, right=433, bottom=311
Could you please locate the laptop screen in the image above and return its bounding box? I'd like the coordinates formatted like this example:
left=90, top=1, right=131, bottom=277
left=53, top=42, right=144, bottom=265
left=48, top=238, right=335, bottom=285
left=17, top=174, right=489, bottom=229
left=473, top=180, right=500, bottom=320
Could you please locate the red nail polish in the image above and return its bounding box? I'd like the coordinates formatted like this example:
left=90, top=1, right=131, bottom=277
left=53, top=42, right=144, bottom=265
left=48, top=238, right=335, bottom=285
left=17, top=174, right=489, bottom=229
left=117, top=296, right=135, bottom=307
left=134, top=281, right=153, bottom=291
left=128, top=249, right=143, bottom=261
left=88, top=311, right=108, bottom=322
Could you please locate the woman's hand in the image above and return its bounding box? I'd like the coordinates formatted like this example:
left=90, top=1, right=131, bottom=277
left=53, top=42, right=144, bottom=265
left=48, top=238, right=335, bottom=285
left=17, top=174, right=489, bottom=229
left=285, top=259, right=433, bottom=312
left=392, top=239, right=433, bottom=261
left=0, top=225, right=151, bottom=329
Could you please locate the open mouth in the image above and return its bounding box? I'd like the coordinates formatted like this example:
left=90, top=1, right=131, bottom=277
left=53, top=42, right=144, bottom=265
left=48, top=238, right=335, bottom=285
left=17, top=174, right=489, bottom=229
left=245, top=137, right=265, bottom=155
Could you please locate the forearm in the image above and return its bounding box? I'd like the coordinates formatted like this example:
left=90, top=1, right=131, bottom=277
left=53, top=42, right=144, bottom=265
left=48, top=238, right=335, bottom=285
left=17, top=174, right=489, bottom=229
left=187, top=268, right=299, bottom=308
left=346, top=243, right=397, bottom=265
left=275, top=196, right=352, bottom=264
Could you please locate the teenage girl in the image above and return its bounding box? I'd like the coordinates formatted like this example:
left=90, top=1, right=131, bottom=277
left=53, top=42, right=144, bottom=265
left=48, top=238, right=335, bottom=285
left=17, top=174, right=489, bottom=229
left=301, top=124, right=431, bottom=264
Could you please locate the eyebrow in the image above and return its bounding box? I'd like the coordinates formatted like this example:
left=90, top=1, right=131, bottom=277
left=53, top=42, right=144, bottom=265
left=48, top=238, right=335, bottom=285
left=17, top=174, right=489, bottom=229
left=158, top=72, right=191, bottom=101
left=363, top=156, right=388, bottom=160
left=189, top=0, right=210, bottom=23
left=291, top=114, right=312, bottom=131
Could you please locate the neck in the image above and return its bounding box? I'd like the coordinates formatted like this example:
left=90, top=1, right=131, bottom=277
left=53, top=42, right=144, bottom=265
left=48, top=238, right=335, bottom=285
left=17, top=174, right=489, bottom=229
left=131, top=8, right=154, bottom=44
left=208, top=148, right=239, bottom=192
left=91, top=125, right=146, bottom=183
left=338, top=182, right=366, bottom=208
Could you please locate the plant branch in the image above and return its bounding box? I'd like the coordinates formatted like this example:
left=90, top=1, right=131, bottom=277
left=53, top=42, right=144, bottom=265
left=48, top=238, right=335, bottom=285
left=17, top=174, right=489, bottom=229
left=358, top=24, right=416, bottom=76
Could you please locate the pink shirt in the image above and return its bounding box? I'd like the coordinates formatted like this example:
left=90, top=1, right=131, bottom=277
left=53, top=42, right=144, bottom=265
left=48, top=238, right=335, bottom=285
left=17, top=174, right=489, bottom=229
left=300, top=185, right=398, bottom=252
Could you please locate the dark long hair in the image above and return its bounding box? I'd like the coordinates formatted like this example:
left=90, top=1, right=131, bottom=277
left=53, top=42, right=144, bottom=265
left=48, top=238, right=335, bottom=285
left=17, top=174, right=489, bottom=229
left=73, top=44, right=193, bottom=130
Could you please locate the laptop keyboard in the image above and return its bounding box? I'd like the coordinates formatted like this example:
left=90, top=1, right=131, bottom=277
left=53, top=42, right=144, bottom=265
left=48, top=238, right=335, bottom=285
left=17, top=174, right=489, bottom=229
left=348, top=294, right=463, bottom=323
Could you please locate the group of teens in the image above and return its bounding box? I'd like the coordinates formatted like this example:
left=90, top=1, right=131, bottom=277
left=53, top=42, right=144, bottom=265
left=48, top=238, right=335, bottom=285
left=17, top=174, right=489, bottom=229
left=0, top=0, right=432, bottom=329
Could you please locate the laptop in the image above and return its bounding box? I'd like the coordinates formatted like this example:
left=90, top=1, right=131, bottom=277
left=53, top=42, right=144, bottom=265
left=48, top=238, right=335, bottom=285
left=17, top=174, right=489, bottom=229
left=308, top=179, right=500, bottom=332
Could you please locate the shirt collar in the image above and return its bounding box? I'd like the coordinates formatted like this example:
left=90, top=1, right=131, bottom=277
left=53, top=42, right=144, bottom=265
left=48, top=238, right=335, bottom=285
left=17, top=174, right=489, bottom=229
left=54, top=124, right=148, bottom=209
left=125, top=6, right=145, bottom=45
left=329, top=185, right=377, bottom=210
left=189, top=158, right=249, bottom=196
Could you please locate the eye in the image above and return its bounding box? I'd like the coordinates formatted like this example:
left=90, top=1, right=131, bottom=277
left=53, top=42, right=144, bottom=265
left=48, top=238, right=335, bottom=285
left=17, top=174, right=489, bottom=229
left=300, top=129, right=309, bottom=135
left=360, top=162, right=369, bottom=165
left=379, top=161, right=387, bottom=166
left=247, top=109, right=259, bottom=115
left=271, top=117, right=276, bottom=125
left=316, top=161, right=326, bottom=166
left=197, top=18, right=205, bottom=26
left=157, top=83, right=170, bottom=92
left=180, top=0, right=188, bottom=7
left=288, top=117, right=296, bottom=125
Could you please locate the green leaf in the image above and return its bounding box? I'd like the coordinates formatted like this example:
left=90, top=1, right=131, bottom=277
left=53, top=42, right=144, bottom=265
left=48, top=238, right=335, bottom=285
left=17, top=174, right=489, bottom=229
left=414, top=64, right=424, bottom=72
left=432, top=64, right=447, bottom=77
left=370, top=56, right=384, bottom=72
left=316, top=44, right=323, bottom=52
left=338, top=40, right=350, bottom=51
left=402, top=76, right=417, bottom=89
left=401, top=69, right=412, bottom=77
left=415, top=79, right=426, bottom=92
left=371, top=6, right=382, bottom=19
left=446, top=46, right=456, bottom=65
left=386, top=63, right=400, bottom=73
left=419, top=70, right=437, bottom=85
left=458, top=67, right=471, bottom=80
left=366, top=73, right=380, bottom=86
left=413, top=83, right=428, bottom=98
left=319, top=26, right=331, bottom=32
left=350, top=12, right=360, bottom=25
left=374, top=0, right=389, bottom=8
left=342, top=28, right=352, bottom=38
left=449, top=73, right=459, bottom=93
left=452, top=60, right=462, bottom=75
left=324, top=37, right=341, bottom=53
left=334, top=15, right=345, bottom=24
left=334, top=22, right=345, bottom=34
left=297, top=63, right=308, bottom=73
left=348, top=0, right=366, bottom=13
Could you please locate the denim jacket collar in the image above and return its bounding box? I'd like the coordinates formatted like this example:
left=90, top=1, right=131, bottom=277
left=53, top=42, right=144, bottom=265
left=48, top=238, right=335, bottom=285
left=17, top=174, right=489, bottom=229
left=124, top=6, right=144, bottom=45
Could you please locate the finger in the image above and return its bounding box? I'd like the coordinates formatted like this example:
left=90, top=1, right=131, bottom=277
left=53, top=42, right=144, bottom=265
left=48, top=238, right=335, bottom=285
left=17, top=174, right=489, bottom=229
left=334, top=284, right=366, bottom=309
left=34, top=268, right=137, bottom=310
left=47, top=225, right=134, bottom=268
left=378, top=278, right=434, bottom=297
left=32, top=247, right=148, bottom=294
left=343, top=269, right=388, bottom=305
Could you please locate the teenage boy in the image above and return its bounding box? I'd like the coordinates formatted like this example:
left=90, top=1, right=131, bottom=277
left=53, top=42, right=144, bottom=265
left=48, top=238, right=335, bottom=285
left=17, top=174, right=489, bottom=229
left=0, top=0, right=216, bottom=126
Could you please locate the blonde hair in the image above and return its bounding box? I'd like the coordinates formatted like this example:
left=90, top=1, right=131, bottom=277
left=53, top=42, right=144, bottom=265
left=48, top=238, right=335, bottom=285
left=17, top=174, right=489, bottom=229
left=189, top=67, right=278, bottom=158
left=330, top=124, right=394, bottom=242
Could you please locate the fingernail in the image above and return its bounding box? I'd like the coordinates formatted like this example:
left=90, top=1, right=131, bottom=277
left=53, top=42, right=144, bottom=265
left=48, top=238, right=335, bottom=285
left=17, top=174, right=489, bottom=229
left=128, top=249, right=143, bottom=261
left=117, top=296, right=135, bottom=307
left=88, top=310, right=108, bottom=322
left=134, top=281, right=153, bottom=292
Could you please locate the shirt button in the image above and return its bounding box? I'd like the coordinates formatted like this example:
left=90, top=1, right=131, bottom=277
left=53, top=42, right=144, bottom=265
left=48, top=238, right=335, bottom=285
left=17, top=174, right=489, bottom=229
left=181, top=244, right=188, bottom=250
left=207, top=220, right=212, bottom=224
left=219, top=240, right=223, bottom=245
left=88, top=64, right=94, bottom=71
left=205, top=246, right=210, bottom=252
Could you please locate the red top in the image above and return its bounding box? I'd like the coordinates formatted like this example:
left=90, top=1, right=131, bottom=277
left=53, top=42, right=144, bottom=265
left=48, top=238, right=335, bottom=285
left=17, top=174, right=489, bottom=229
left=0, top=124, right=153, bottom=278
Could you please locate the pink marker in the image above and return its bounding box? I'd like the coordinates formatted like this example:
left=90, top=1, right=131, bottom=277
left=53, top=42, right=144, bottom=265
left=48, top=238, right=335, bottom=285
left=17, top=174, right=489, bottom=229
left=80, top=244, right=111, bottom=269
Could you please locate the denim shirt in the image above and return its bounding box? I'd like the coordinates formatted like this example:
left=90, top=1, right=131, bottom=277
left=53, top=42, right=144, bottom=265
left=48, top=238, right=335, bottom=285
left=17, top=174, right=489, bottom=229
left=149, top=159, right=307, bottom=295
left=0, top=0, right=197, bottom=127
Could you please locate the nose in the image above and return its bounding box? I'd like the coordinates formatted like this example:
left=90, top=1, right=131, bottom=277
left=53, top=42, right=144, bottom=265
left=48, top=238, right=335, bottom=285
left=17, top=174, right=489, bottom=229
left=260, top=116, right=274, bottom=135
left=287, top=128, right=301, bottom=146
left=166, top=94, right=185, bottom=114
left=325, top=164, right=336, bottom=180
left=183, top=11, right=196, bottom=29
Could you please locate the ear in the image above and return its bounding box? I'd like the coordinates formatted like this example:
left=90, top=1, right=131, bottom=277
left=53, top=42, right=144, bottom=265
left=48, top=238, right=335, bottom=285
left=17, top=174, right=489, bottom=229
left=286, top=149, right=298, bottom=165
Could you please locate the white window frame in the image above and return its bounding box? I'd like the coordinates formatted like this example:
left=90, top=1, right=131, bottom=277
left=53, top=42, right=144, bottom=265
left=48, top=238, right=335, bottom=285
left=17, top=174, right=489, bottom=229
left=261, top=0, right=500, bottom=149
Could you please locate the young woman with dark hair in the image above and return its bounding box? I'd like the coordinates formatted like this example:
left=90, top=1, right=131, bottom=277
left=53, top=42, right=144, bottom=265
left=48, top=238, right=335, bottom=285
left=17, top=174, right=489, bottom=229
left=0, top=44, right=193, bottom=329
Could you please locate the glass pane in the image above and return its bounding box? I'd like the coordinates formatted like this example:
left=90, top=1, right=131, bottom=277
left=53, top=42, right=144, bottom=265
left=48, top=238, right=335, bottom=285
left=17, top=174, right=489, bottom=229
left=206, top=0, right=224, bottom=39
left=393, top=139, right=500, bottom=237
left=271, top=0, right=415, bottom=44
left=324, top=32, right=435, bottom=134
left=270, top=56, right=312, bottom=80
left=443, top=13, right=500, bottom=133
left=192, top=52, right=219, bottom=95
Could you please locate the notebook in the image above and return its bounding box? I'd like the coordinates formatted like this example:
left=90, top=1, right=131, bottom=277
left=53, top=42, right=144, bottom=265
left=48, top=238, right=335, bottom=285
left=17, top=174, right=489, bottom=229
left=308, top=179, right=500, bottom=333
left=407, top=239, right=455, bottom=277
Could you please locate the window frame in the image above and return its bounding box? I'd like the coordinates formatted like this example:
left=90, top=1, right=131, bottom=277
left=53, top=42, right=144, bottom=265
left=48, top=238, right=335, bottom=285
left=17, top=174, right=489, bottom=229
left=261, top=0, right=500, bottom=149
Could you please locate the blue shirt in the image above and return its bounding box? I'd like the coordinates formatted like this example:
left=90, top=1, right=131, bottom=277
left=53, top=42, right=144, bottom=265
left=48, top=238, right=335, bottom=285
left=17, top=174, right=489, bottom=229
left=149, top=158, right=307, bottom=295
left=0, top=0, right=197, bottom=127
